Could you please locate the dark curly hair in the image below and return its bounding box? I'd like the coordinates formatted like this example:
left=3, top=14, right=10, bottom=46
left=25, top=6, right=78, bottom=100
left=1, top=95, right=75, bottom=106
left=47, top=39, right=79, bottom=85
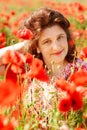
left=24, top=7, right=76, bottom=63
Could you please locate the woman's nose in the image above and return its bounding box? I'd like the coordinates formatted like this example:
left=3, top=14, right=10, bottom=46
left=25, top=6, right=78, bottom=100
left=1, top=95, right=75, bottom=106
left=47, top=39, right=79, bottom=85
left=52, top=41, right=61, bottom=50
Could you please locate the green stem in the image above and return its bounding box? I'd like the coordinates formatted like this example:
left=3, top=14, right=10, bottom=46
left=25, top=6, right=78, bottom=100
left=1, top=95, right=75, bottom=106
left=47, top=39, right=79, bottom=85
left=4, top=63, right=11, bottom=81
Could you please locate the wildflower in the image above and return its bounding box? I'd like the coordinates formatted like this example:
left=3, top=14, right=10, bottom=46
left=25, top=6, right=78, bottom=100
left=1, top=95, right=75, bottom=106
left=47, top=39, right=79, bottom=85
left=76, top=86, right=87, bottom=98
left=2, top=50, right=25, bottom=73
left=58, top=95, right=71, bottom=112
left=77, top=14, right=85, bottom=23
left=72, top=30, right=83, bottom=39
left=29, top=58, right=49, bottom=82
left=55, top=78, right=76, bottom=94
left=75, top=2, right=86, bottom=11
left=0, top=115, right=18, bottom=130
left=26, top=53, right=34, bottom=65
left=17, top=28, right=33, bottom=40
left=55, top=78, right=69, bottom=91
left=80, top=47, right=87, bottom=60
left=2, top=50, right=25, bottom=65
left=0, top=80, right=19, bottom=106
left=10, top=11, right=16, bottom=15
left=6, top=66, right=17, bottom=82
left=0, top=32, right=6, bottom=49
left=70, top=70, right=87, bottom=86
left=68, top=40, right=75, bottom=45
left=75, top=128, right=86, bottom=130
left=71, top=90, right=83, bottom=111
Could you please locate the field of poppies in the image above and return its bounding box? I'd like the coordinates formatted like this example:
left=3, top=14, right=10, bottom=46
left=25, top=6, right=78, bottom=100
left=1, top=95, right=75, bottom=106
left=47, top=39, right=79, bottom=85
left=0, top=0, right=87, bottom=130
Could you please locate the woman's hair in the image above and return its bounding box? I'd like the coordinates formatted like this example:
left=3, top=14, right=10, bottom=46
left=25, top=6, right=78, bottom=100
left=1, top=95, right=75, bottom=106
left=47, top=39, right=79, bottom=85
left=24, top=7, right=76, bottom=63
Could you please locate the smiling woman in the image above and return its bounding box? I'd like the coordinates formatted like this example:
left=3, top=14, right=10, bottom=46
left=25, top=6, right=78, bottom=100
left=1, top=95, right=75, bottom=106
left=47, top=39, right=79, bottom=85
left=23, top=7, right=77, bottom=78
left=0, top=7, right=87, bottom=78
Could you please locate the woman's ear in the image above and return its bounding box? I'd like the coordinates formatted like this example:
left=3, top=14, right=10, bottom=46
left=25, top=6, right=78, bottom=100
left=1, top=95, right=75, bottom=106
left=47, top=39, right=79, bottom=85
left=36, top=47, right=41, bottom=54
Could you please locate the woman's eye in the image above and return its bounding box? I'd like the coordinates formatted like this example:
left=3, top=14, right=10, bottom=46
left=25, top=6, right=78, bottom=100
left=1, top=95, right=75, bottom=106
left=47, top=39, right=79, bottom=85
left=57, top=36, right=64, bottom=40
left=43, top=40, right=51, bottom=45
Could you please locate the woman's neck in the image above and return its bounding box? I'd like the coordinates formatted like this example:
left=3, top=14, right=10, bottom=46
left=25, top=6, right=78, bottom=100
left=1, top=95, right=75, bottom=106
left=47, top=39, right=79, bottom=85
left=50, top=60, right=68, bottom=78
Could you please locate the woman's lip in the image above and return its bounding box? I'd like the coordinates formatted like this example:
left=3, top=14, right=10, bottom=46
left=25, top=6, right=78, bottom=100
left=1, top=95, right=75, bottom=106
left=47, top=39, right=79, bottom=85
left=52, top=49, right=64, bottom=55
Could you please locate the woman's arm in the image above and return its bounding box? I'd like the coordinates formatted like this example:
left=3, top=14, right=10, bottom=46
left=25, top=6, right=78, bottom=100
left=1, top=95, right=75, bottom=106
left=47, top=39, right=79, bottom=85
left=0, top=41, right=28, bottom=59
left=0, top=40, right=29, bottom=64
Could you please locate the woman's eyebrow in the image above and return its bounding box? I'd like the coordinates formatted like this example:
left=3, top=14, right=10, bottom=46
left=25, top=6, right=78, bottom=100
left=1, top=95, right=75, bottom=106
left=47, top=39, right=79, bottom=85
left=56, top=33, right=67, bottom=38
left=41, top=38, right=51, bottom=43
left=57, top=33, right=66, bottom=36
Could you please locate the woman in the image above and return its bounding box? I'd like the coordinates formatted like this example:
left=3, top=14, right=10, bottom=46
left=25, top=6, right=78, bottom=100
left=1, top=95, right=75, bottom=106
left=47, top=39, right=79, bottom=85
left=0, top=7, right=87, bottom=77
left=22, top=7, right=87, bottom=78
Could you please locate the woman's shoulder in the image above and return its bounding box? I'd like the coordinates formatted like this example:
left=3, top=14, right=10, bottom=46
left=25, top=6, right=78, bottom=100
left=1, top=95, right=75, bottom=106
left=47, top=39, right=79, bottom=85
left=74, top=58, right=87, bottom=70
left=64, top=58, right=87, bottom=79
left=65, top=58, right=87, bottom=71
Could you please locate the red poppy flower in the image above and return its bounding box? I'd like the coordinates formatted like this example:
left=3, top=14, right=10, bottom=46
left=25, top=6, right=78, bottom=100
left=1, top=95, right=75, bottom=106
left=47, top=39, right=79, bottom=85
left=68, top=40, right=75, bottom=45
left=76, top=86, right=87, bottom=97
left=0, top=115, right=17, bottom=130
left=75, top=128, right=86, bottom=130
left=34, top=66, right=49, bottom=82
left=29, top=58, right=49, bottom=82
left=2, top=50, right=25, bottom=74
left=71, top=90, right=83, bottom=111
left=0, top=80, right=19, bottom=106
left=12, top=30, right=17, bottom=36
left=80, top=47, right=87, bottom=60
left=10, top=11, right=16, bottom=15
left=77, top=14, right=85, bottom=23
left=11, top=64, right=24, bottom=74
left=17, top=28, right=33, bottom=40
left=29, top=58, right=43, bottom=75
left=2, top=50, right=14, bottom=64
left=70, top=70, right=87, bottom=86
left=6, top=66, right=17, bottom=82
left=0, top=41, right=6, bottom=49
left=75, top=2, right=86, bottom=12
left=72, top=30, right=83, bottom=39
left=3, top=22, right=11, bottom=27
left=2, top=50, right=25, bottom=65
left=58, top=95, right=71, bottom=112
left=55, top=78, right=76, bottom=94
left=26, top=53, right=34, bottom=65
left=55, top=78, right=69, bottom=90
left=0, top=32, right=6, bottom=49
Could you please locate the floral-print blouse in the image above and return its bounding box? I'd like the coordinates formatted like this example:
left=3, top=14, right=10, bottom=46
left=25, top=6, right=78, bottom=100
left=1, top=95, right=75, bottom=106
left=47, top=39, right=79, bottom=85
left=64, top=58, right=87, bottom=79
left=24, top=58, right=87, bottom=111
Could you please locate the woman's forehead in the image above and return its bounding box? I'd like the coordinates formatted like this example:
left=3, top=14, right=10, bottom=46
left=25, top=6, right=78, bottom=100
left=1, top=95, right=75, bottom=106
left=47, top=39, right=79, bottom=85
left=39, top=25, right=66, bottom=40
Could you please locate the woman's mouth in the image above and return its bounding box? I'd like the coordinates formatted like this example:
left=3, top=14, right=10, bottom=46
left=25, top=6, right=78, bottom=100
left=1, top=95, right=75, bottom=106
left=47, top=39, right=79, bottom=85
left=52, top=49, right=64, bottom=55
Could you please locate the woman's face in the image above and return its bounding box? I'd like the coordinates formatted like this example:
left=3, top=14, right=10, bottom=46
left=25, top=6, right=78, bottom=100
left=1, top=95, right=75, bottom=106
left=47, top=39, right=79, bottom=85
left=38, top=25, right=68, bottom=69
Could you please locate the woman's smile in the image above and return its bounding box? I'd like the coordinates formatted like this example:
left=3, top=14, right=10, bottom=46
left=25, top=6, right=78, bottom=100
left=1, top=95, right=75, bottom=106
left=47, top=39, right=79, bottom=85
left=51, top=49, right=64, bottom=55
